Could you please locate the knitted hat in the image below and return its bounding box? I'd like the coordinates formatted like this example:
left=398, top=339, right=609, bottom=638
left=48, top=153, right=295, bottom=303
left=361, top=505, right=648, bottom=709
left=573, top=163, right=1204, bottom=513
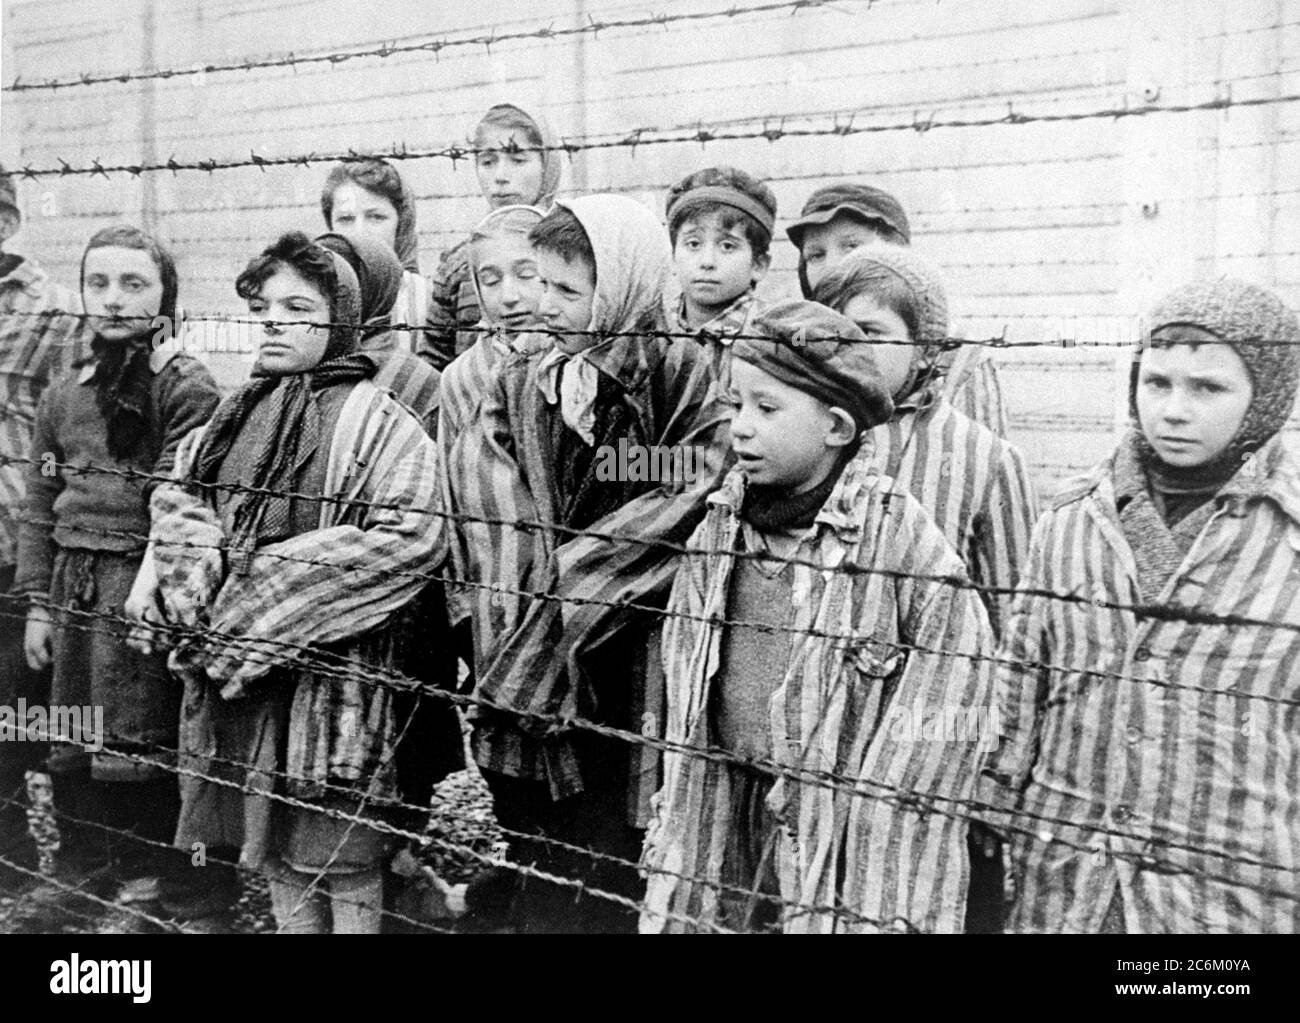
left=0, top=165, right=19, bottom=245
left=786, top=183, right=911, bottom=248
left=665, top=166, right=778, bottom=242
left=1131, top=277, right=1300, bottom=468
left=732, top=298, right=894, bottom=432
left=811, top=247, right=950, bottom=401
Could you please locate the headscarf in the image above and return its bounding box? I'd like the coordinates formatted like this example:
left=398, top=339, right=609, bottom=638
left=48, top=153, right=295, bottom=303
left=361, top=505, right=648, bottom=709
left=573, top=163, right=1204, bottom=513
left=79, top=224, right=179, bottom=461
left=474, top=104, right=564, bottom=209
left=466, top=203, right=544, bottom=326
left=191, top=236, right=373, bottom=554
left=810, top=246, right=950, bottom=406
left=320, top=159, right=422, bottom=274
left=314, top=231, right=404, bottom=345
left=1129, top=276, right=1300, bottom=494
left=534, top=195, right=675, bottom=444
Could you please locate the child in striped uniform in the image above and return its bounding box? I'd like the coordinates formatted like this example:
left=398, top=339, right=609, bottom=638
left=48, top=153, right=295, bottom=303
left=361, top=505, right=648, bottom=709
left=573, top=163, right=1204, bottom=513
left=465, top=195, right=731, bottom=933
left=665, top=166, right=776, bottom=392
left=144, top=232, right=444, bottom=933
left=789, top=183, right=1008, bottom=436
left=984, top=278, right=1300, bottom=933
left=641, top=299, right=995, bottom=933
left=436, top=204, right=547, bottom=924
left=812, top=248, right=1038, bottom=636
left=0, top=165, right=85, bottom=875
left=320, top=159, right=430, bottom=359
left=813, top=248, right=1038, bottom=931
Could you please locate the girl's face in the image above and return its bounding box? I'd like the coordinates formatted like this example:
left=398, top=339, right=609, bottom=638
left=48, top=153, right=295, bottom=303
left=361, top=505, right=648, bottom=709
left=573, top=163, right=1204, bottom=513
left=727, top=358, right=854, bottom=493
left=475, top=124, right=546, bottom=209
left=1136, top=326, right=1253, bottom=468
left=246, top=264, right=332, bottom=375
left=82, top=245, right=164, bottom=342
left=801, top=215, right=894, bottom=291
left=471, top=233, right=543, bottom=330
left=329, top=181, right=400, bottom=253
left=840, top=293, right=916, bottom=400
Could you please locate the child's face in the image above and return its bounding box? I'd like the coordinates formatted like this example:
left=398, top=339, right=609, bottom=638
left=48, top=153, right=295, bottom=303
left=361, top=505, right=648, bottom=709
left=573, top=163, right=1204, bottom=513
left=840, top=293, right=917, bottom=400
left=328, top=182, right=399, bottom=253
left=728, top=358, right=853, bottom=493
left=536, top=247, right=597, bottom=354
left=673, top=211, right=768, bottom=318
left=472, top=234, right=543, bottom=330
left=801, top=214, right=896, bottom=291
left=246, top=264, right=332, bottom=375
left=82, top=246, right=164, bottom=342
left=476, top=125, right=546, bottom=209
left=1136, top=327, right=1253, bottom=468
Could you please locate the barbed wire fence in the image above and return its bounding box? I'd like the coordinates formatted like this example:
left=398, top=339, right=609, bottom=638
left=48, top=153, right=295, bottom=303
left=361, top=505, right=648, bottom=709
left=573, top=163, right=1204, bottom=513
left=2, top=0, right=1299, bottom=934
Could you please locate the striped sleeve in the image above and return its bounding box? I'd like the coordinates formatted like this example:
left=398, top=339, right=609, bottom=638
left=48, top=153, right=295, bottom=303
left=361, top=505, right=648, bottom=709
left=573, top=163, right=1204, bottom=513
left=943, top=349, right=1009, bottom=438
left=981, top=516, right=1055, bottom=800
left=201, top=399, right=444, bottom=698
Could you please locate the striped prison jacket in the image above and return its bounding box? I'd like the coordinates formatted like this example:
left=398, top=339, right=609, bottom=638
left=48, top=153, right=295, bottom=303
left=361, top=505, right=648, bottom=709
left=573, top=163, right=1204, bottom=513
left=862, top=392, right=1039, bottom=636
left=982, top=432, right=1300, bottom=933
left=466, top=330, right=732, bottom=823
left=150, top=380, right=444, bottom=794
left=936, top=346, right=1008, bottom=438
left=641, top=449, right=996, bottom=933
left=0, top=257, right=85, bottom=567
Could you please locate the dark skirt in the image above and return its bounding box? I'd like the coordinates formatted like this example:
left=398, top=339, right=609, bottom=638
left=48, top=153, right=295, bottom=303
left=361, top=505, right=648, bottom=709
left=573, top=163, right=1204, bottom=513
left=48, top=546, right=178, bottom=781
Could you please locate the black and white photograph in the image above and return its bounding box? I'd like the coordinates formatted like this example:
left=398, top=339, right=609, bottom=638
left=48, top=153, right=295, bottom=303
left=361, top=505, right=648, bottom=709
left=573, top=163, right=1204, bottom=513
left=0, top=0, right=1294, bottom=998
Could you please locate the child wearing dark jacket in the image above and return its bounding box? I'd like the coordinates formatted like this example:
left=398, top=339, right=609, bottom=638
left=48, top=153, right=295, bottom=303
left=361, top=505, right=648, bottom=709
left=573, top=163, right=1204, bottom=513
left=16, top=225, right=219, bottom=911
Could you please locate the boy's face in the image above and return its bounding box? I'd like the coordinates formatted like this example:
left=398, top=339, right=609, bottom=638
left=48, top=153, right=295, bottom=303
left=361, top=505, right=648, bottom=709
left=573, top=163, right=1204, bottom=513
left=328, top=181, right=399, bottom=253
left=1136, top=326, right=1253, bottom=468
left=728, top=358, right=853, bottom=493
left=536, top=247, right=597, bottom=354
left=82, top=246, right=164, bottom=343
left=841, top=294, right=917, bottom=400
left=247, top=264, right=332, bottom=375
left=476, top=125, right=546, bottom=209
left=472, top=234, right=543, bottom=330
left=801, top=214, right=897, bottom=291
left=674, top=211, right=768, bottom=319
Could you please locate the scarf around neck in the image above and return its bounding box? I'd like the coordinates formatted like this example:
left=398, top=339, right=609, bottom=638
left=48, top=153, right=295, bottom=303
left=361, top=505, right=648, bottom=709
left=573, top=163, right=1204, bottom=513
left=89, top=334, right=154, bottom=462
left=190, top=353, right=376, bottom=558
left=741, top=447, right=857, bottom=533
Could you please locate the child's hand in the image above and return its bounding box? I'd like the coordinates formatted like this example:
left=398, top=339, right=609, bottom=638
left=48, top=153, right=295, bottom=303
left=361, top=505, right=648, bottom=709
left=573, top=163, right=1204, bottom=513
left=24, top=606, right=54, bottom=671
left=124, top=555, right=166, bottom=656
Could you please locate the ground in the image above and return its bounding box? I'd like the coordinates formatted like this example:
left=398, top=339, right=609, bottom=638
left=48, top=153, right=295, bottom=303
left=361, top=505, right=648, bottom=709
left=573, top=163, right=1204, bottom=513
left=0, top=766, right=503, bottom=935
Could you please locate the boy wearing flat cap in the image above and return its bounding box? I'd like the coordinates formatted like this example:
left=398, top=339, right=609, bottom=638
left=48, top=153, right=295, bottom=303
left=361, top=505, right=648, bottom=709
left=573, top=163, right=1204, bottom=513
left=789, top=182, right=1008, bottom=436
left=641, top=299, right=996, bottom=934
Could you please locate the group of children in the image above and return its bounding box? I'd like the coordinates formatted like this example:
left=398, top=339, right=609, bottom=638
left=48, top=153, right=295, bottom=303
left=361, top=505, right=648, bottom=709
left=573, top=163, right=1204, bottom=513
left=1, top=97, right=1298, bottom=935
